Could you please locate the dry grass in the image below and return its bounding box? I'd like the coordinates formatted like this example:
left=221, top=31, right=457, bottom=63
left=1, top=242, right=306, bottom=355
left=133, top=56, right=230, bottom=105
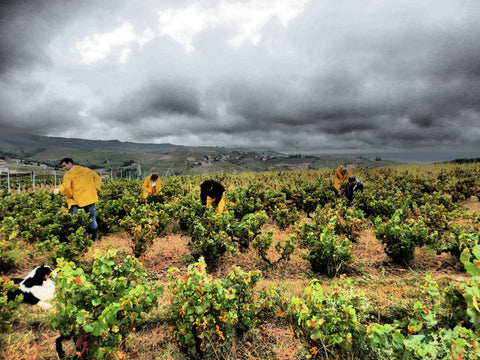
left=1, top=199, right=477, bottom=359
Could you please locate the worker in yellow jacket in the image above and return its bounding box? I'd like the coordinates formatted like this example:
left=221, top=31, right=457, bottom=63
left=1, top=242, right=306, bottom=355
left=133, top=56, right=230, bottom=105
left=54, top=158, right=101, bottom=239
left=142, top=173, right=161, bottom=202
left=333, top=165, right=350, bottom=195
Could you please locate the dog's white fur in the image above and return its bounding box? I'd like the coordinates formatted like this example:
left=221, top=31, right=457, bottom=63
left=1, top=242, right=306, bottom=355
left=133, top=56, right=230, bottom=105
left=11, top=265, right=56, bottom=309
left=19, top=277, right=56, bottom=309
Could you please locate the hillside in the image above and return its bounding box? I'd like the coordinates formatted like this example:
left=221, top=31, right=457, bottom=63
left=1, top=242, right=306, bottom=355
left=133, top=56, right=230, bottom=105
left=0, top=130, right=398, bottom=176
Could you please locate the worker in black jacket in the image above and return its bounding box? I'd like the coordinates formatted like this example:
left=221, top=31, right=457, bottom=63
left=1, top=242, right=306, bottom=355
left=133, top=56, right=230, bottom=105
left=200, top=179, right=225, bottom=214
left=344, top=175, right=364, bottom=205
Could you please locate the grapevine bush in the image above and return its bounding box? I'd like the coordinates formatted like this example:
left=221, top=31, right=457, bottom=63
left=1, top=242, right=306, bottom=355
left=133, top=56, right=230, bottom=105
left=50, top=250, right=162, bottom=359
left=165, top=258, right=273, bottom=358
left=230, top=211, right=268, bottom=250
left=120, top=204, right=167, bottom=259
left=0, top=218, right=19, bottom=271
left=188, top=210, right=235, bottom=270
left=297, top=219, right=354, bottom=277
left=0, top=278, right=22, bottom=332
left=374, top=209, right=439, bottom=265
left=313, top=203, right=366, bottom=242
left=252, top=231, right=297, bottom=266
left=366, top=247, right=480, bottom=359
left=282, top=277, right=370, bottom=358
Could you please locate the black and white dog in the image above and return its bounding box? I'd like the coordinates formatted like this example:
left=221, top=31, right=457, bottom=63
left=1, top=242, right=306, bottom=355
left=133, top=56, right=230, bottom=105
left=7, top=265, right=56, bottom=309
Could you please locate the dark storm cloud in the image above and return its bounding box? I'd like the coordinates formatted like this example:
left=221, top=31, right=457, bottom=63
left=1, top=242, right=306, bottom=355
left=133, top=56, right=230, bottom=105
left=0, top=0, right=479, bottom=156
left=95, top=81, right=203, bottom=125
left=199, top=1, right=480, bottom=152
left=0, top=0, right=96, bottom=72
left=0, top=92, right=85, bottom=135
left=0, top=1, right=50, bottom=71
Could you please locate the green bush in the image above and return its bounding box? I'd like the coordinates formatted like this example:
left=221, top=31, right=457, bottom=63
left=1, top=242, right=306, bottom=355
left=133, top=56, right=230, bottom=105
left=120, top=204, right=165, bottom=259
left=366, top=254, right=480, bottom=359
left=251, top=231, right=297, bottom=266
left=188, top=210, right=235, bottom=271
left=50, top=250, right=162, bottom=359
left=297, top=220, right=354, bottom=277
left=228, top=186, right=263, bottom=220
left=41, top=225, right=93, bottom=266
left=283, top=277, right=369, bottom=358
left=97, top=186, right=140, bottom=234
left=176, top=194, right=208, bottom=233
left=374, top=209, right=438, bottom=265
left=166, top=258, right=270, bottom=358
left=0, top=218, right=19, bottom=272
left=260, top=189, right=300, bottom=229
left=443, top=245, right=480, bottom=331
left=313, top=203, right=366, bottom=242
left=231, top=211, right=268, bottom=250
left=441, top=224, right=479, bottom=261
left=0, top=277, right=22, bottom=333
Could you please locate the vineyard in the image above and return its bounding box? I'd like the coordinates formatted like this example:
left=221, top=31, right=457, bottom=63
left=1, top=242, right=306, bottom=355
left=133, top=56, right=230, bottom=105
left=1, top=163, right=480, bottom=359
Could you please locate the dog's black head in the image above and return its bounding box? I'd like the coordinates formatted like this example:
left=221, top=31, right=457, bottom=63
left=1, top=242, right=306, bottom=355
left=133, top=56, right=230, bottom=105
left=22, top=265, right=53, bottom=288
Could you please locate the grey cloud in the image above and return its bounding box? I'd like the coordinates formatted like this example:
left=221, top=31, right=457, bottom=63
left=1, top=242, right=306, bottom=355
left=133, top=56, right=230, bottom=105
left=0, top=96, right=84, bottom=135
left=0, top=1, right=99, bottom=73
left=0, top=0, right=479, bottom=157
left=0, top=2, right=51, bottom=72
left=96, top=81, right=203, bottom=125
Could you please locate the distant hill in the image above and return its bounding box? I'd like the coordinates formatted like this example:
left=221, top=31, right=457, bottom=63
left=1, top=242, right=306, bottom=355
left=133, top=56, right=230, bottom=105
left=442, top=157, right=480, bottom=164
left=0, top=130, right=399, bottom=176
left=0, top=129, right=181, bottom=153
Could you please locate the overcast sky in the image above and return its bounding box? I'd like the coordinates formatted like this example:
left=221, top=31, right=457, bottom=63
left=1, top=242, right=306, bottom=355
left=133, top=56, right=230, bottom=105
left=1, top=0, right=479, bottom=157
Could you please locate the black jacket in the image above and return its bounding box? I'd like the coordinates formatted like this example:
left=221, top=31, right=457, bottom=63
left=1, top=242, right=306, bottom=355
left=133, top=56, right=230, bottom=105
left=344, top=178, right=364, bottom=203
left=200, top=179, right=225, bottom=206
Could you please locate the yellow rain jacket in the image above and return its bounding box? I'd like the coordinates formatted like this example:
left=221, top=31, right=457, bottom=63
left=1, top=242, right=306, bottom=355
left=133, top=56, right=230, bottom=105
left=58, top=165, right=101, bottom=208
left=206, top=194, right=225, bottom=214
left=142, top=174, right=161, bottom=199
left=333, top=166, right=350, bottom=194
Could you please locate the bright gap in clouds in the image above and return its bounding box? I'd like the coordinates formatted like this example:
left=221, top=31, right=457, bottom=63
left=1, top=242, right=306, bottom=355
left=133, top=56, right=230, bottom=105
left=75, top=22, right=155, bottom=64
left=75, top=0, right=309, bottom=61
left=158, top=0, right=308, bottom=52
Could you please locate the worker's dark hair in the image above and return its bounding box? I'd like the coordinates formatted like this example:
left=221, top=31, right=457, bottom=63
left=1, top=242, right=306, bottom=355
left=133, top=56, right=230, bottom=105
left=60, top=158, right=74, bottom=165
left=348, top=175, right=356, bottom=183
left=150, top=173, right=159, bottom=181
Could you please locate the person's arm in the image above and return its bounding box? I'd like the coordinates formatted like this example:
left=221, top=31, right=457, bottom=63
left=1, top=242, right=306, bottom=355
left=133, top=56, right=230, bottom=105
left=57, top=173, right=72, bottom=197
left=141, top=176, right=152, bottom=199
left=142, top=176, right=151, bottom=191
left=357, top=181, right=364, bottom=192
